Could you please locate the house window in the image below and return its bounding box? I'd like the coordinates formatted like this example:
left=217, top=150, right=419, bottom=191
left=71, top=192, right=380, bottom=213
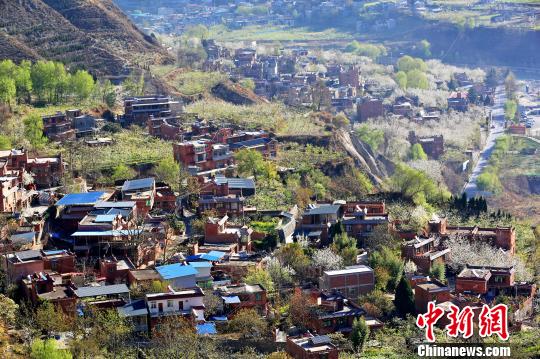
left=150, top=302, right=156, bottom=310
left=323, top=320, right=332, bottom=328
left=494, top=276, right=503, bottom=283
left=167, top=300, right=173, bottom=308
left=255, top=293, right=262, bottom=301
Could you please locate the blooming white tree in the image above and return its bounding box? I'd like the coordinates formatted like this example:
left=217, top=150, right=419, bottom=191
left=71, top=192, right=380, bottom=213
left=312, top=248, right=344, bottom=271
left=446, top=235, right=532, bottom=281
left=404, top=260, right=418, bottom=274
left=263, top=256, right=295, bottom=288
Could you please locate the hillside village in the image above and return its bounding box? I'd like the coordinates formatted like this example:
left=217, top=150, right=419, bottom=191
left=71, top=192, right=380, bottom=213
left=0, top=0, right=539, bottom=358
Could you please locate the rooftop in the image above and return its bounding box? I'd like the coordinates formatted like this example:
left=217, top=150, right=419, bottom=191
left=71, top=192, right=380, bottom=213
left=74, top=284, right=129, bottom=298
left=323, top=265, right=373, bottom=276
left=156, top=263, right=198, bottom=280
left=304, top=204, right=341, bottom=216
left=122, top=178, right=155, bottom=192
left=56, top=192, right=110, bottom=206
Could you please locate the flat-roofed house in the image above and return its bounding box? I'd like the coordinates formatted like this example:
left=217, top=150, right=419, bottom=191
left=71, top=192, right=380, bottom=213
left=319, top=265, right=375, bottom=298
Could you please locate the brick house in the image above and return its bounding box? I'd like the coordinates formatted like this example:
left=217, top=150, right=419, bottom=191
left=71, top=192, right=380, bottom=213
left=0, top=175, right=32, bottom=213
left=229, top=137, right=278, bottom=158
left=339, top=66, right=361, bottom=89
left=319, top=265, right=375, bottom=298
left=308, top=290, right=366, bottom=335
left=173, top=140, right=233, bottom=173
left=203, top=216, right=253, bottom=253
left=455, top=265, right=515, bottom=296
left=401, top=236, right=450, bottom=273
left=427, top=217, right=516, bottom=254
left=121, top=178, right=156, bottom=215
left=21, top=272, right=77, bottom=313
left=122, top=95, right=180, bottom=126
left=414, top=279, right=451, bottom=313
left=146, top=287, right=206, bottom=332
left=408, top=131, right=445, bottom=159
left=0, top=149, right=65, bottom=188
left=42, top=112, right=76, bottom=141
left=357, top=98, right=383, bottom=122
left=218, top=283, right=268, bottom=316
left=300, top=204, right=342, bottom=243
left=286, top=334, right=339, bottom=359
left=447, top=92, right=469, bottom=112
left=147, top=115, right=187, bottom=141
left=2, top=249, right=76, bottom=283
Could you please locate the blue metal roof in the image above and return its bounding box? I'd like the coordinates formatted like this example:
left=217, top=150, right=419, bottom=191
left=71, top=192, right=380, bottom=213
left=196, top=323, right=217, bottom=335
left=121, top=178, right=155, bottom=192
left=222, top=295, right=241, bottom=304
left=188, top=261, right=212, bottom=268
left=56, top=192, right=108, bottom=206
left=42, top=249, right=66, bottom=256
left=229, top=137, right=271, bottom=150
left=214, top=176, right=255, bottom=190
left=95, top=201, right=136, bottom=208
left=200, top=251, right=226, bottom=261
left=156, top=263, right=198, bottom=280
left=94, top=214, right=116, bottom=223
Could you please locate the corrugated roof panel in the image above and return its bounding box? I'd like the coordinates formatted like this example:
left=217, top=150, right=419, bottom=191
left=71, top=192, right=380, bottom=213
left=56, top=192, right=108, bottom=206
left=156, top=263, right=198, bottom=280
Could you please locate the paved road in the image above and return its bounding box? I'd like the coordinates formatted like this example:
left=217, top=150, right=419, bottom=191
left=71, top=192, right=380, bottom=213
left=463, top=85, right=506, bottom=198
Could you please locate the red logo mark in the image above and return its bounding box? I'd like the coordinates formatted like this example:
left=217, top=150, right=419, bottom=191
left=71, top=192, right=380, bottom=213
left=416, top=301, right=445, bottom=342
left=478, top=304, right=509, bottom=341
left=445, top=303, right=474, bottom=339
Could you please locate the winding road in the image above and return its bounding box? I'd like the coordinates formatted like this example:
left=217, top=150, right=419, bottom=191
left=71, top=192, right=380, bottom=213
left=463, top=85, right=506, bottom=198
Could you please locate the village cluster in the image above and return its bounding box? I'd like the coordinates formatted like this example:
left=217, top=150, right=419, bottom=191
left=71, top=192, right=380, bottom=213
left=0, top=85, right=536, bottom=356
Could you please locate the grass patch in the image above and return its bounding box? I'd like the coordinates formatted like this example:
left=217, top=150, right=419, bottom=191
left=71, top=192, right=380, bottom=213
left=69, top=127, right=172, bottom=172
left=208, top=25, right=352, bottom=42
left=184, top=99, right=326, bottom=136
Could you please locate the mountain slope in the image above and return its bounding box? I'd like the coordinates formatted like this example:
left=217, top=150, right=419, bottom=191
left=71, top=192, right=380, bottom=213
left=0, top=0, right=172, bottom=76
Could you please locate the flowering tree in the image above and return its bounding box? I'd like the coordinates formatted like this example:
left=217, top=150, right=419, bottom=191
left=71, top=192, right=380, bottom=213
left=312, top=248, right=344, bottom=271
left=446, top=235, right=532, bottom=281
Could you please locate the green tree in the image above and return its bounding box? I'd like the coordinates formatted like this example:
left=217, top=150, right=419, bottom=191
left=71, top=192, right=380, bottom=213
left=331, top=232, right=358, bottom=266
left=409, top=143, right=428, bottom=160
left=397, top=56, right=426, bottom=72
left=504, top=72, right=517, bottom=99
left=0, top=77, right=16, bottom=107
left=244, top=267, right=274, bottom=293
left=31, top=60, right=57, bottom=102
left=395, top=71, right=407, bottom=89
left=23, top=114, right=47, bottom=149
left=351, top=317, right=369, bottom=352
left=235, top=149, right=276, bottom=180
left=97, top=79, right=116, bottom=108
left=13, top=60, right=33, bottom=103
left=356, top=124, right=384, bottom=151
left=275, top=243, right=310, bottom=274
left=70, top=70, right=94, bottom=100
left=311, top=79, right=331, bottom=111
left=31, top=339, right=72, bottom=359
left=123, top=73, right=144, bottom=96
left=227, top=308, right=268, bottom=338
left=36, top=301, right=71, bottom=334
left=429, top=262, right=446, bottom=282
left=240, top=78, right=255, bottom=91
left=504, top=99, right=517, bottom=122
left=155, top=156, right=181, bottom=189
left=0, top=135, right=11, bottom=150
left=467, top=86, right=479, bottom=105
left=406, top=69, right=429, bottom=89
left=391, top=163, right=450, bottom=206
left=418, top=39, right=431, bottom=58
left=369, top=246, right=404, bottom=291
left=394, top=275, right=415, bottom=317
left=111, top=164, right=135, bottom=183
